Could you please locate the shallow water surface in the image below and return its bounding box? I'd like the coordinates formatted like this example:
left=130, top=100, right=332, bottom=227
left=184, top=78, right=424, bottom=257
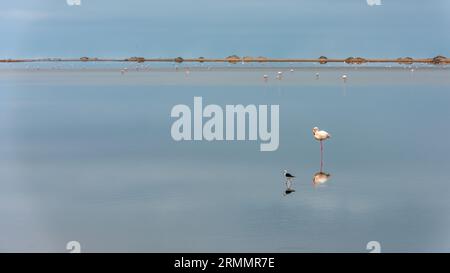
left=0, top=67, right=449, bottom=252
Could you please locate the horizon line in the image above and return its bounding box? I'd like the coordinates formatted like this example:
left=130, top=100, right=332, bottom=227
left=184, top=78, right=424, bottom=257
left=1, top=55, right=448, bottom=65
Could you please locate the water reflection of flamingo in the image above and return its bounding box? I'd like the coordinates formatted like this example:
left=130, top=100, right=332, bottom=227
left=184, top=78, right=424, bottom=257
left=313, top=127, right=331, bottom=172
left=312, top=171, right=331, bottom=186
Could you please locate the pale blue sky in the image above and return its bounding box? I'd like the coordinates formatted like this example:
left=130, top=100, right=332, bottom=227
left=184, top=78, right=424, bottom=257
left=1, top=0, right=449, bottom=58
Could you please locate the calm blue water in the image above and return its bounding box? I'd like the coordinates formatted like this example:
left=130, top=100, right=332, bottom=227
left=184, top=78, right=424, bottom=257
left=0, top=67, right=449, bottom=252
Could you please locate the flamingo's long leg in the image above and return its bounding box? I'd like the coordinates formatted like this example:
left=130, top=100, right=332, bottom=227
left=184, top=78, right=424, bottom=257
left=320, top=141, right=324, bottom=172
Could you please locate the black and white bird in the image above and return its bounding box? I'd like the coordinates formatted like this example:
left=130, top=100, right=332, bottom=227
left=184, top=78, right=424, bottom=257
left=283, top=169, right=295, bottom=184
left=283, top=170, right=296, bottom=194
left=284, top=170, right=295, bottom=179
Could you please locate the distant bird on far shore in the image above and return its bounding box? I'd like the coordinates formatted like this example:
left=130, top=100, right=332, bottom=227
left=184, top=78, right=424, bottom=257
left=341, top=74, right=348, bottom=82
left=313, top=127, right=331, bottom=172
left=276, top=71, right=283, bottom=80
left=315, top=72, right=320, bottom=80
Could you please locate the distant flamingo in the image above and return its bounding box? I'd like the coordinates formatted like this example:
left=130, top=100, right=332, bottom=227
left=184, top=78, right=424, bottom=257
left=276, top=71, right=283, bottom=80
left=341, top=74, right=348, bottom=96
left=312, top=127, right=331, bottom=172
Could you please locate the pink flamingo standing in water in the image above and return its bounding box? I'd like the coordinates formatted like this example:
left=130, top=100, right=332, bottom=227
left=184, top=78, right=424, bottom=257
left=312, top=127, right=331, bottom=172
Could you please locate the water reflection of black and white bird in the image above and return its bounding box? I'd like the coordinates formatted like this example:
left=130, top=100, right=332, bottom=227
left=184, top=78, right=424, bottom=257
left=284, top=188, right=295, bottom=195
